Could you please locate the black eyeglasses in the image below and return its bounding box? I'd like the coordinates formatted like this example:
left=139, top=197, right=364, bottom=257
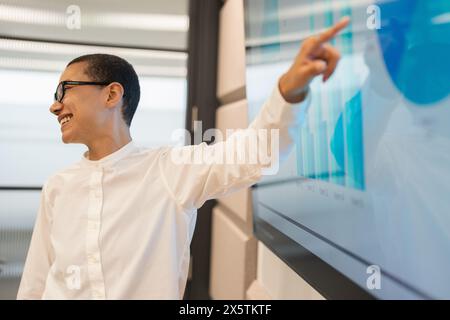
left=54, top=81, right=111, bottom=103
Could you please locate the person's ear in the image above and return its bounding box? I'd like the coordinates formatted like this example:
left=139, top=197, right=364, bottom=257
left=105, top=82, right=125, bottom=109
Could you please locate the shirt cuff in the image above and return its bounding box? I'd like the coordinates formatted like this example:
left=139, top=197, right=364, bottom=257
left=273, top=81, right=311, bottom=111
left=256, top=81, right=311, bottom=128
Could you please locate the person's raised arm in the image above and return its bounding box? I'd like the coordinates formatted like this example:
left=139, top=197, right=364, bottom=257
left=158, top=18, right=350, bottom=211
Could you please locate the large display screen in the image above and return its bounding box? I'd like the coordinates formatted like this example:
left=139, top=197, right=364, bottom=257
left=245, top=0, right=450, bottom=299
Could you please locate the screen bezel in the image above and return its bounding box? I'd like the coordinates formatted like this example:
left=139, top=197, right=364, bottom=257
left=252, top=184, right=376, bottom=300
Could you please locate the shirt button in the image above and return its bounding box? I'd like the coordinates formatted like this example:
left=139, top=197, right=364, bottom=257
left=88, top=254, right=99, bottom=264
left=88, top=221, right=99, bottom=230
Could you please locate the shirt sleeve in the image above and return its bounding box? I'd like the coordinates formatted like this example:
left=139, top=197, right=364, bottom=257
left=158, top=82, right=311, bottom=211
left=16, top=183, right=55, bottom=300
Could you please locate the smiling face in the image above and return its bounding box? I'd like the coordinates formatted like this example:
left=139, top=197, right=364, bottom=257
left=49, top=61, right=115, bottom=144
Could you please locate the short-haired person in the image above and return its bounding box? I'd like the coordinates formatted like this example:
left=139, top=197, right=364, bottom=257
left=17, top=18, right=349, bottom=299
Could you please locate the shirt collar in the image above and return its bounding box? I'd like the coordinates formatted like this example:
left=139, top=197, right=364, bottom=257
left=80, top=140, right=137, bottom=168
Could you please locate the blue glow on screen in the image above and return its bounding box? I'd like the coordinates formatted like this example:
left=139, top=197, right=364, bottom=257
left=245, top=0, right=450, bottom=299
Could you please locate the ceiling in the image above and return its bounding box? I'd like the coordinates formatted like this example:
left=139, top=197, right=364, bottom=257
left=0, top=0, right=189, bottom=50
left=0, top=0, right=189, bottom=76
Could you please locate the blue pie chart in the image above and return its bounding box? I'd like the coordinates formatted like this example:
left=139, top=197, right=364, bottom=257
left=375, top=0, right=450, bottom=105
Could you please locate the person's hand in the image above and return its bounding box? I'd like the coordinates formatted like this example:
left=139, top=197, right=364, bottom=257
left=279, top=17, right=350, bottom=103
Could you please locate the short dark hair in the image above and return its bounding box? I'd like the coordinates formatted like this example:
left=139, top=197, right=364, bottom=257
left=67, top=53, right=140, bottom=127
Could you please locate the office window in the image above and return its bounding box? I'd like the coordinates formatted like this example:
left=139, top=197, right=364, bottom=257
left=0, top=0, right=189, bottom=299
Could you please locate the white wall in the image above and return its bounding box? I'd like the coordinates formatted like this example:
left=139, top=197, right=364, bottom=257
left=211, top=0, right=324, bottom=300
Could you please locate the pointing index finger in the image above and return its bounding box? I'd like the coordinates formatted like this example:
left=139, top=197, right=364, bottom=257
left=318, top=16, right=350, bottom=43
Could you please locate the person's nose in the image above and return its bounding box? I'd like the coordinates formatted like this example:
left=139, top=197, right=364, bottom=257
left=50, top=100, right=63, bottom=116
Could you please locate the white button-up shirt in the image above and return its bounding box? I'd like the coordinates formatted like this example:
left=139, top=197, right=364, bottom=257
left=17, top=85, right=309, bottom=299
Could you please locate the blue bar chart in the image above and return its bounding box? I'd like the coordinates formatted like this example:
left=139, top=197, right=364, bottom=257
left=295, top=4, right=365, bottom=191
